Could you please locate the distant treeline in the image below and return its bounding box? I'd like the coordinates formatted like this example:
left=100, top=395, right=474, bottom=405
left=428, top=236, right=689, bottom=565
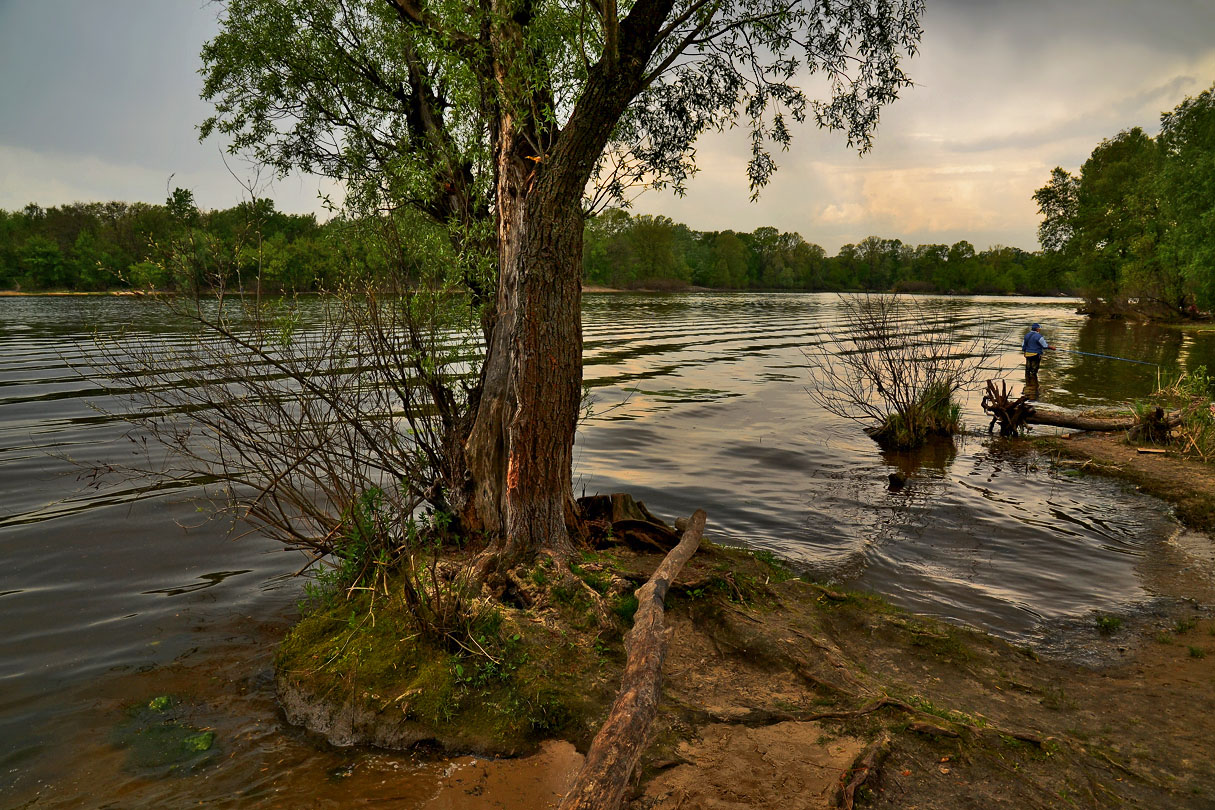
left=0, top=190, right=360, bottom=292
left=584, top=208, right=1070, bottom=294
left=1034, top=83, right=1215, bottom=318
left=3, top=191, right=1075, bottom=297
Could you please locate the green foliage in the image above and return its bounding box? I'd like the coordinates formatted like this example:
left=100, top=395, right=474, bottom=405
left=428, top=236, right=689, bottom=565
left=1094, top=614, right=1122, bottom=635
left=0, top=197, right=340, bottom=292
left=200, top=0, right=925, bottom=233
left=4, top=193, right=1073, bottom=295
left=298, top=495, right=488, bottom=649
left=1034, top=82, right=1215, bottom=317
left=1150, top=366, right=1215, bottom=461
left=582, top=208, right=1064, bottom=294
left=16, top=235, right=66, bottom=289
left=1159, top=85, right=1215, bottom=311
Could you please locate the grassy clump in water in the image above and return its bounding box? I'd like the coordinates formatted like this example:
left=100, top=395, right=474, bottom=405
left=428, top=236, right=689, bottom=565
left=871, top=380, right=963, bottom=450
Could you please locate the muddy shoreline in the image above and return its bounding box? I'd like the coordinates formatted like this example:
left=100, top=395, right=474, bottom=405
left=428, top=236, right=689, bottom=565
left=276, top=479, right=1215, bottom=810
left=1042, top=431, right=1215, bottom=533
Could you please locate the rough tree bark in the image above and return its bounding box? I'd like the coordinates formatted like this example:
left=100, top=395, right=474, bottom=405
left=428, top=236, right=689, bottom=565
left=1025, top=407, right=1180, bottom=432
left=463, top=0, right=678, bottom=573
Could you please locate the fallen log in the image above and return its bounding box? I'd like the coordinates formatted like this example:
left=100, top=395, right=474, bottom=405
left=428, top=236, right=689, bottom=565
left=1027, top=406, right=1181, bottom=433
left=558, top=509, right=708, bottom=810
left=981, top=379, right=1180, bottom=437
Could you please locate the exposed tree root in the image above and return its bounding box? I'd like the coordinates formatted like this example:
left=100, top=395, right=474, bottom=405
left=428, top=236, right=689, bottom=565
left=835, top=731, right=890, bottom=810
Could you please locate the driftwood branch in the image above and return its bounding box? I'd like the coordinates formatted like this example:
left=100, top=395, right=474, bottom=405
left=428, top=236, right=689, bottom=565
left=558, top=509, right=708, bottom=810
left=1026, top=408, right=1180, bottom=432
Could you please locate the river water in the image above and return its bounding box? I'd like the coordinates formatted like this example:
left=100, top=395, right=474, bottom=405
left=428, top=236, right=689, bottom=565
left=2, top=292, right=1213, bottom=807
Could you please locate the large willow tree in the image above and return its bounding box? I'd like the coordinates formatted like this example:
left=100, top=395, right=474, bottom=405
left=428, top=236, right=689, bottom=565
left=201, top=0, right=924, bottom=573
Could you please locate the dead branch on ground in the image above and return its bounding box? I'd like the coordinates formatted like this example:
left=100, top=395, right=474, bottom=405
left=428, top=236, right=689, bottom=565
left=558, top=509, right=707, bottom=810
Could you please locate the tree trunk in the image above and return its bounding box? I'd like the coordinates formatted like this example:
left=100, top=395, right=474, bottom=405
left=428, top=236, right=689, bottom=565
left=463, top=122, right=583, bottom=570
left=462, top=0, right=677, bottom=570
left=1027, top=407, right=1180, bottom=432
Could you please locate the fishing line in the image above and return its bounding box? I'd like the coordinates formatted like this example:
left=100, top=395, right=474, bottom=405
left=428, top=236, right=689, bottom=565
left=1054, top=348, right=1160, bottom=367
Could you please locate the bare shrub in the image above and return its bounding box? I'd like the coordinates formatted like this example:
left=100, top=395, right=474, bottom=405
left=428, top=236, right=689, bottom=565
left=805, top=293, right=997, bottom=449
left=85, top=209, right=487, bottom=640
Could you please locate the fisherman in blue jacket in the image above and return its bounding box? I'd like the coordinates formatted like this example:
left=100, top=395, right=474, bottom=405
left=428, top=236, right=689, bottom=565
left=1022, top=323, right=1054, bottom=377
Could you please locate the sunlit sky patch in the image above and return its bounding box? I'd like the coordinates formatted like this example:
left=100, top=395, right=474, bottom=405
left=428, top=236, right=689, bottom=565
left=1, top=0, right=1212, bottom=252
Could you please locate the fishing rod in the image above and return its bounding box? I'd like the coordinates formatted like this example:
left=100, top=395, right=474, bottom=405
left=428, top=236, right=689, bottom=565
left=1054, top=348, right=1160, bottom=368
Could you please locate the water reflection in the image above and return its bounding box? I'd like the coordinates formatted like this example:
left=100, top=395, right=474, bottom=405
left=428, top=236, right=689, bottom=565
left=1021, top=376, right=1041, bottom=401
left=142, top=570, right=253, bottom=596
left=3, top=293, right=1215, bottom=808
left=879, top=435, right=959, bottom=481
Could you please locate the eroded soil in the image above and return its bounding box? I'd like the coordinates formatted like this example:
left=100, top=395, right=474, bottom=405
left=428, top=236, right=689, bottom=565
left=622, top=552, right=1215, bottom=809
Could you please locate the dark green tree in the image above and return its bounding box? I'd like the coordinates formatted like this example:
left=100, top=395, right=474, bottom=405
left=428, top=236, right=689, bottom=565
left=16, top=235, right=65, bottom=289
left=1070, top=128, right=1176, bottom=313
left=1159, top=83, right=1215, bottom=310
left=704, top=231, right=749, bottom=288
left=1032, top=167, right=1078, bottom=255
left=200, top=0, right=926, bottom=568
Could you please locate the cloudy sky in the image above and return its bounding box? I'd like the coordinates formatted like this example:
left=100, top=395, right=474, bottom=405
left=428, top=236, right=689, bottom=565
left=1, top=1, right=1213, bottom=253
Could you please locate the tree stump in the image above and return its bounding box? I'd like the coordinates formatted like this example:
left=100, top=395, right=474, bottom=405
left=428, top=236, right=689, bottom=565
left=981, top=380, right=1034, bottom=436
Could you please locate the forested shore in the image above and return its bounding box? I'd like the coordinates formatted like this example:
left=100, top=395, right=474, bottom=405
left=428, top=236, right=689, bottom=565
left=4, top=83, right=1210, bottom=308
left=0, top=191, right=356, bottom=293
left=1, top=194, right=1069, bottom=296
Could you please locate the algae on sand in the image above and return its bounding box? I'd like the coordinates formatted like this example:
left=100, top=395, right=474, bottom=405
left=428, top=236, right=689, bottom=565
left=110, top=695, right=219, bottom=775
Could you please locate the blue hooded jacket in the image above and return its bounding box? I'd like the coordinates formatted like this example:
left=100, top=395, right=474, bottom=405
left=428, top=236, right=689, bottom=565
left=1022, top=329, right=1049, bottom=355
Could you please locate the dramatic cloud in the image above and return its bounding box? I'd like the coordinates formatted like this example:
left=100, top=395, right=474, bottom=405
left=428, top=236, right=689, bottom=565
left=631, top=0, right=1215, bottom=251
left=2, top=0, right=1213, bottom=251
left=0, top=0, right=333, bottom=214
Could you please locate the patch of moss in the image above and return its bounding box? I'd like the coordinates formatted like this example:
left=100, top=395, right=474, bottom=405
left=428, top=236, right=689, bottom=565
left=749, top=549, right=795, bottom=583
left=901, top=693, right=984, bottom=728
left=276, top=577, right=618, bottom=753
left=571, top=562, right=611, bottom=595
left=612, top=593, right=639, bottom=623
